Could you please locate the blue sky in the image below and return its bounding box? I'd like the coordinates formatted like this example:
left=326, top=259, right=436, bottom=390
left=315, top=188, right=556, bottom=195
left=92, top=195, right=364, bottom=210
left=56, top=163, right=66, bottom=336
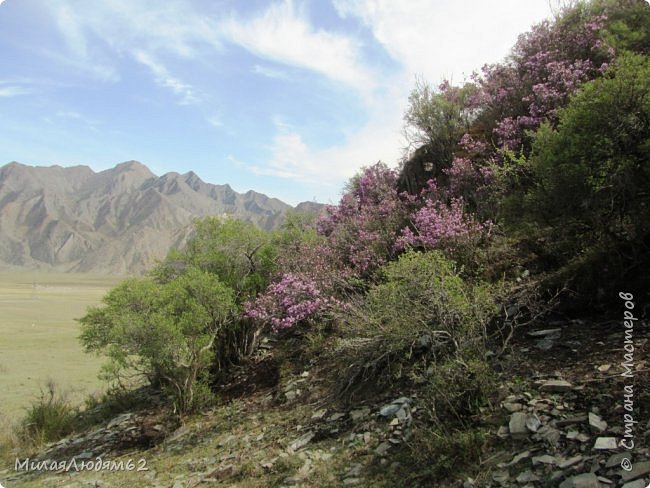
left=0, top=0, right=555, bottom=205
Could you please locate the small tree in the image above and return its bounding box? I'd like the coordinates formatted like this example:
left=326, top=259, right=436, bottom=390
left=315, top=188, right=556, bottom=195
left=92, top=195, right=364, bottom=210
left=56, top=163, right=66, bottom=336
left=403, top=78, right=476, bottom=163
left=79, top=267, right=236, bottom=413
left=154, top=216, right=276, bottom=300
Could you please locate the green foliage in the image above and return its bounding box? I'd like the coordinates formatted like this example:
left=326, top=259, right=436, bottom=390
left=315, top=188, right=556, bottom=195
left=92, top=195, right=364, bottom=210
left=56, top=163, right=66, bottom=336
left=80, top=387, right=153, bottom=428
left=407, top=425, right=486, bottom=482
left=423, top=357, right=495, bottom=423
left=153, top=217, right=276, bottom=300
left=403, top=78, right=476, bottom=165
left=595, top=0, right=650, bottom=54
left=529, top=52, right=649, bottom=246
left=367, top=250, right=483, bottom=336
left=271, top=210, right=325, bottom=272
left=20, top=380, right=78, bottom=445
left=79, top=267, right=236, bottom=413
left=276, top=210, right=320, bottom=243
left=337, top=250, right=497, bottom=395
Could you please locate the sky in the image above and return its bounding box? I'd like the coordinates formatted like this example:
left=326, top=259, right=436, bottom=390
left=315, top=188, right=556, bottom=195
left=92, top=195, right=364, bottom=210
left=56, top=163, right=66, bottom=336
left=0, top=0, right=556, bottom=205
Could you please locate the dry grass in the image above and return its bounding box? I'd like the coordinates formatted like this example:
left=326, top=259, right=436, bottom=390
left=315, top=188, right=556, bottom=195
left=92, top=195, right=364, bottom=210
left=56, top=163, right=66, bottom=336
left=0, top=270, right=122, bottom=421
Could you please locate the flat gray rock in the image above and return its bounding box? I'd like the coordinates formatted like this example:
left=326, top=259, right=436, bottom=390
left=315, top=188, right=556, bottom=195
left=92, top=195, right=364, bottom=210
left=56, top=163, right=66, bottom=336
left=379, top=404, right=401, bottom=417
left=311, top=409, right=327, bottom=420
left=556, top=414, right=588, bottom=427
left=593, top=437, right=618, bottom=450
left=606, top=451, right=632, bottom=469
left=508, top=450, right=532, bottom=466
left=503, top=402, right=524, bottom=412
left=375, top=442, right=391, bottom=456
left=558, top=455, right=583, bottom=469
left=566, top=430, right=590, bottom=442
left=288, top=431, right=315, bottom=451
left=527, top=328, right=562, bottom=337
left=509, top=412, right=529, bottom=439
left=342, top=478, right=363, bottom=486
left=516, top=470, right=540, bottom=483
left=491, top=470, right=510, bottom=484
left=539, top=380, right=573, bottom=392
left=532, top=454, right=557, bottom=466
left=588, top=412, right=607, bottom=432
left=558, top=473, right=601, bottom=488
left=525, top=413, right=541, bottom=432
left=621, top=480, right=648, bottom=488
left=537, top=425, right=561, bottom=446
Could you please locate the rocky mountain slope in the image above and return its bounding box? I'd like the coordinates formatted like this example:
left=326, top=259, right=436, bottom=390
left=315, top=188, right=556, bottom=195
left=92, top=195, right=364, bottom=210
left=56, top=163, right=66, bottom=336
left=0, top=161, right=318, bottom=274
left=3, top=315, right=648, bottom=487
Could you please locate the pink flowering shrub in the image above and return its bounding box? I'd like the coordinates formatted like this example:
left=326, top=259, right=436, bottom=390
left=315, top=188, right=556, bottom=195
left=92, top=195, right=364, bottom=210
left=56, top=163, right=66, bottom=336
left=468, top=8, right=614, bottom=153
left=317, top=163, right=407, bottom=277
left=244, top=272, right=340, bottom=331
left=444, top=156, right=493, bottom=203
left=396, top=180, right=487, bottom=253
left=245, top=217, right=352, bottom=331
left=247, top=161, right=491, bottom=332
left=459, top=133, right=488, bottom=156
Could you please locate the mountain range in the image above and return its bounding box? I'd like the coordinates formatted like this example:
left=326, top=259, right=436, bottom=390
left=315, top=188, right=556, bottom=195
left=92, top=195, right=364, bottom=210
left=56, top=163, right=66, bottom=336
left=0, top=161, right=321, bottom=274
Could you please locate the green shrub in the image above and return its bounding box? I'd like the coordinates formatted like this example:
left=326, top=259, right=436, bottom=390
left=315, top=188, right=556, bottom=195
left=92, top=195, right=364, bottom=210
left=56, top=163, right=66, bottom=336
left=79, top=386, right=155, bottom=428
left=336, top=250, right=497, bottom=397
left=79, top=267, right=236, bottom=414
left=153, top=216, right=276, bottom=299
left=403, top=77, right=475, bottom=161
left=519, top=52, right=650, bottom=297
left=529, top=53, right=649, bottom=242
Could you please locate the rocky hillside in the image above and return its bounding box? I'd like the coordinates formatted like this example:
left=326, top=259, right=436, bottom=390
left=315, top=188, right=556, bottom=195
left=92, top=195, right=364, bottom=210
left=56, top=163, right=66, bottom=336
left=0, top=161, right=319, bottom=274
left=3, top=315, right=648, bottom=488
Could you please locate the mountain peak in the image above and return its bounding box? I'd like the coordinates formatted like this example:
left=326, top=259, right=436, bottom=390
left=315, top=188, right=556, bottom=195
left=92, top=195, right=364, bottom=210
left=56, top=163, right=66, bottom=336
left=0, top=161, right=322, bottom=274
left=113, top=160, right=155, bottom=175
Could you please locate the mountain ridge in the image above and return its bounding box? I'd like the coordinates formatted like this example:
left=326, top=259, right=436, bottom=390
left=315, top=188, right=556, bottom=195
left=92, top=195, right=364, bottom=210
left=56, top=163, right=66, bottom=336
left=0, top=161, right=321, bottom=274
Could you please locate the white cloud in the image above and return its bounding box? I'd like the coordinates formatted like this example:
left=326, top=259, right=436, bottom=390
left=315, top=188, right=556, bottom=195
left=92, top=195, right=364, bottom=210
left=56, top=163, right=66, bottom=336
left=54, top=4, right=88, bottom=58
left=30, top=0, right=555, bottom=200
left=240, top=1, right=554, bottom=192
left=219, top=0, right=375, bottom=93
left=55, top=110, right=82, bottom=119
left=134, top=51, right=201, bottom=105
left=0, top=85, right=32, bottom=97
left=252, top=64, right=290, bottom=80
left=48, top=0, right=222, bottom=59
left=41, top=0, right=222, bottom=86
left=207, top=115, right=223, bottom=128
left=247, top=103, right=404, bottom=187
left=334, top=0, right=553, bottom=84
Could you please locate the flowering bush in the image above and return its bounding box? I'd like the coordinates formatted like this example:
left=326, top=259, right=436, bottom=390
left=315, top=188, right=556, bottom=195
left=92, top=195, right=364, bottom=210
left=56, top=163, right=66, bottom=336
left=245, top=272, right=342, bottom=331
left=317, top=162, right=407, bottom=277
left=396, top=180, right=487, bottom=253
left=468, top=7, right=614, bottom=153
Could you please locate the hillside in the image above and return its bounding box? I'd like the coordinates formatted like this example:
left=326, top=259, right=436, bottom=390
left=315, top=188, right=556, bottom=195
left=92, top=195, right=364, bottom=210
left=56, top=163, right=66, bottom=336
left=3, top=315, right=649, bottom=488
left=1, top=1, right=648, bottom=487
left=0, top=161, right=318, bottom=274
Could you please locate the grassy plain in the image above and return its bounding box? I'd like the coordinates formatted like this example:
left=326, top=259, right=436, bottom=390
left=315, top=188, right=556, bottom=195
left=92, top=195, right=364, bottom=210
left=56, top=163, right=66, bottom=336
left=0, top=270, right=123, bottom=422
